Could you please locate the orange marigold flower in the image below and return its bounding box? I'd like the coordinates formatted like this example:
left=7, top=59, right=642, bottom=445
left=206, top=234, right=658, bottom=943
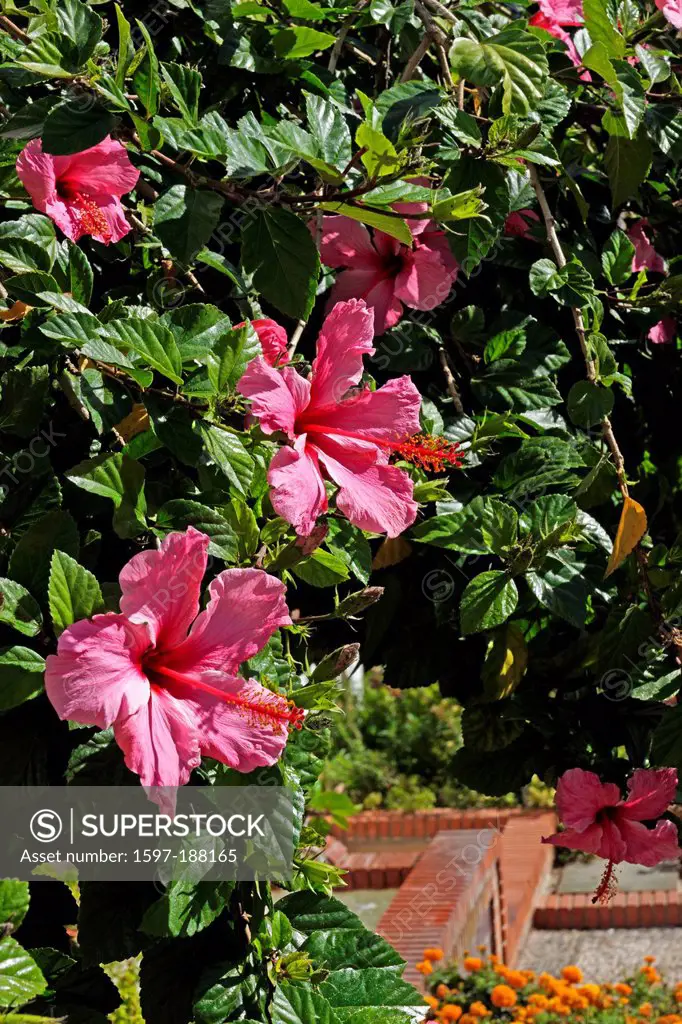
left=561, top=966, right=583, bottom=984
left=676, top=993, right=682, bottom=1005
left=615, top=984, right=633, bottom=996
left=436, top=985, right=451, bottom=999
left=491, top=985, right=518, bottom=1009
left=505, top=970, right=529, bottom=990
left=464, top=957, right=483, bottom=972
left=657, top=1015, right=682, bottom=1024
left=425, top=996, right=440, bottom=1009
left=579, top=984, right=601, bottom=1003
left=528, top=995, right=550, bottom=1009
left=639, top=1004, right=654, bottom=1017
left=441, top=1006, right=463, bottom=1022
left=460, top=1014, right=476, bottom=1024
left=424, top=948, right=445, bottom=962
left=469, top=1001, right=490, bottom=1017
left=645, top=956, right=656, bottom=964
left=416, top=960, right=434, bottom=976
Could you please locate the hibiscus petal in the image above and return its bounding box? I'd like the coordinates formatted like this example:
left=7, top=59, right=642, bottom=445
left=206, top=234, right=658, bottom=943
left=119, top=527, right=209, bottom=649
left=16, top=139, right=57, bottom=210
left=165, top=567, right=291, bottom=676
left=45, top=614, right=151, bottom=729
left=326, top=266, right=388, bottom=306
left=620, top=767, right=678, bottom=822
left=315, top=433, right=417, bottom=537
left=618, top=818, right=682, bottom=867
left=648, top=317, right=676, bottom=344
left=542, top=823, right=608, bottom=856
left=628, top=220, right=666, bottom=273
left=554, top=767, right=621, bottom=832
left=308, top=375, right=422, bottom=444
left=238, top=357, right=310, bottom=438
left=243, top=318, right=289, bottom=366
left=309, top=299, right=376, bottom=407
left=59, top=137, right=140, bottom=198
left=363, top=277, right=403, bottom=335
left=94, top=196, right=133, bottom=244
left=656, top=0, right=682, bottom=29
left=267, top=436, right=328, bottom=536
left=44, top=197, right=83, bottom=243
left=318, top=215, right=380, bottom=267
left=394, top=245, right=457, bottom=311
left=114, top=685, right=200, bottom=788
left=170, top=673, right=292, bottom=773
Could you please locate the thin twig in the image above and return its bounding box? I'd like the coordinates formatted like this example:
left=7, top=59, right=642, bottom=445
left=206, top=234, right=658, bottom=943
left=400, top=36, right=430, bottom=83
left=457, top=77, right=466, bottom=110
left=439, top=348, right=464, bottom=414
left=415, top=0, right=454, bottom=87
left=421, top=0, right=460, bottom=24
left=328, top=0, right=369, bottom=73
left=0, top=14, right=30, bottom=43
left=288, top=320, right=306, bottom=358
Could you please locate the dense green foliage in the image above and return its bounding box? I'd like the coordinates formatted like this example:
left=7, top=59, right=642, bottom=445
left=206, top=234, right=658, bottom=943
left=0, top=0, right=680, bottom=1019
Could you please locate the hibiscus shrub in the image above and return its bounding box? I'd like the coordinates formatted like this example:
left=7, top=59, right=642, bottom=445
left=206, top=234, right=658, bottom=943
left=0, top=0, right=681, bottom=1020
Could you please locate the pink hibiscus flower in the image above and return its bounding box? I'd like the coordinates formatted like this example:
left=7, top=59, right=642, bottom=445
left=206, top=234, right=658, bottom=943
left=234, top=318, right=289, bottom=367
left=543, top=767, right=681, bottom=902
left=16, top=136, right=139, bottom=245
left=238, top=298, right=462, bottom=537
left=648, top=317, right=677, bottom=344
left=504, top=209, right=541, bottom=239
left=530, top=0, right=589, bottom=76
left=655, top=0, right=682, bottom=29
left=317, top=209, right=458, bottom=335
left=628, top=220, right=666, bottom=273
left=45, top=528, right=302, bottom=793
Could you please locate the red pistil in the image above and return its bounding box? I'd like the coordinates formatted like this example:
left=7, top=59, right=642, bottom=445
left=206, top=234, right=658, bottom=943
left=592, top=859, right=618, bottom=904
left=391, top=433, right=464, bottom=473
left=148, top=663, right=304, bottom=732
left=72, top=192, right=112, bottom=242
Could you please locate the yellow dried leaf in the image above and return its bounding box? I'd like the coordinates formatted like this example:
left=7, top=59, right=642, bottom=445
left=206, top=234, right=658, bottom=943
left=114, top=403, right=151, bottom=443
left=604, top=496, right=647, bottom=578
left=0, top=300, right=31, bottom=322
left=372, top=535, right=412, bottom=569
left=482, top=623, right=528, bottom=701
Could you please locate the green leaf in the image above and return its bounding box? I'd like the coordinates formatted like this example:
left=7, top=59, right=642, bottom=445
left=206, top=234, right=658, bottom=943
left=48, top=550, right=104, bottom=636
left=293, top=549, right=350, bottom=587
left=133, top=21, right=160, bottom=116
left=154, top=185, right=224, bottom=266
left=0, top=366, right=50, bottom=438
left=272, top=985, right=340, bottom=1024
left=160, top=62, right=201, bottom=126
left=449, top=29, right=548, bottom=115
left=195, top=423, right=254, bottom=496
left=601, top=229, right=635, bottom=285
left=241, top=207, right=320, bottom=320
left=157, top=500, right=239, bottom=562
left=604, top=127, right=652, bottom=208
left=482, top=623, right=528, bottom=701
left=319, top=967, right=423, bottom=1013
left=413, top=496, right=518, bottom=557
left=56, top=0, right=103, bottom=64
left=140, top=881, right=232, bottom=939
left=494, top=437, right=585, bottom=500
left=272, top=27, right=337, bottom=59
left=0, top=579, right=42, bottom=638
left=0, top=882, right=29, bottom=932
left=0, top=647, right=45, bottom=711
left=9, top=510, right=79, bottom=597
left=567, top=380, right=614, bottom=428
left=460, top=571, right=519, bottom=634
left=305, top=94, right=352, bottom=171
left=326, top=520, right=372, bottom=584
left=42, top=101, right=116, bottom=156
left=0, top=238, right=53, bottom=275
left=104, top=318, right=183, bottom=385
left=115, top=4, right=134, bottom=88
left=355, top=122, right=402, bottom=178
left=432, top=187, right=487, bottom=221
left=445, top=158, right=510, bottom=271
left=529, top=257, right=594, bottom=305
left=66, top=453, right=147, bottom=539
left=15, top=33, right=78, bottom=78
left=583, top=0, right=625, bottom=58
left=318, top=201, right=412, bottom=245
left=207, top=324, right=261, bottom=395
left=5, top=272, right=61, bottom=306
left=526, top=549, right=593, bottom=627
left=0, top=937, right=47, bottom=1010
